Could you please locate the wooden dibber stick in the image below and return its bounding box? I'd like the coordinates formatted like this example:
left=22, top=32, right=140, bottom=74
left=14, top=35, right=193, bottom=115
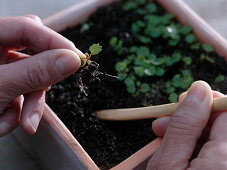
left=96, top=97, right=227, bottom=121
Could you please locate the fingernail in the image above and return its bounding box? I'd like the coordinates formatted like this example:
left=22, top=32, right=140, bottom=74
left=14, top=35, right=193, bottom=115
left=187, top=81, right=206, bottom=102
left=154, top=117, right=171, bottom=125
left=0, top=122, right=10, bottom=136
left=55, top=55, right=80, bottom=75
left=29, top=112, right=40, bottom=133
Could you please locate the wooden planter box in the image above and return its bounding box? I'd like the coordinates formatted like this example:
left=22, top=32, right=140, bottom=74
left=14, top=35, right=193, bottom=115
left=12, top=0, right=227, bottom=169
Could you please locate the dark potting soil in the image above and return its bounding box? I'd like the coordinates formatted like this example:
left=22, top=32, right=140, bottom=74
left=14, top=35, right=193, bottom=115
left=46, top=1, right=227, bottom=169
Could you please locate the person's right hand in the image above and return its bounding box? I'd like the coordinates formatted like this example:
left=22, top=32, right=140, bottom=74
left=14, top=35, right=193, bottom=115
left=0, top=15, right=85, bottom=136
left=147, top=81, right=227, bottom=170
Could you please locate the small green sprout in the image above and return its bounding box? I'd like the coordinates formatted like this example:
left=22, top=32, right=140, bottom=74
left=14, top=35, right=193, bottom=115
left=80, top=23, right=90, bottom=33
left=168, top=93, right=178, bottom=103
left=185, top=34, right=196, bottom=44
left=123, top=2, right=138, bottom=11
left=140, top=83, right=150, bottom=93
left=80, top=43, right=102, bottom=67
left=190, top=43, right=200, bottom=50
left=202, top=44, right=214, bottom=53
left=179, top=26, right=192, bottom=35
left=200, top=53, right=215, bottom=63
left=109, top=37, right=124, bottom=55
left=215, top=75, right=225, bottom=83
left=146, top=3, right=157, bottom=13
left=183, top=57, right=192, bottom=65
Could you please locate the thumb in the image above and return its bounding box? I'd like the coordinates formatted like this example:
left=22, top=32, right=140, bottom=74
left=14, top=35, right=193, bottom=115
left=0, top=49, right=81, bottom=112
left=147, top=81, right=213, bottom=170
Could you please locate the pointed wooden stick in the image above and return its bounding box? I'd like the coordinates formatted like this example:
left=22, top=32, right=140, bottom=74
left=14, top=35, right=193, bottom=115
left=96, top=97, right=227, bottom=121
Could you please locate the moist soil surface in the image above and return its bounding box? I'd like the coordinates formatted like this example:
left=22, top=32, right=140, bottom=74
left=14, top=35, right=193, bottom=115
left=46, top=1, right=227, bottom=169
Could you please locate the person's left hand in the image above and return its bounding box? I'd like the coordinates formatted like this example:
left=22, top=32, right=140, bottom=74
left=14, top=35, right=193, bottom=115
left=0, top=15, right=85, bottom=136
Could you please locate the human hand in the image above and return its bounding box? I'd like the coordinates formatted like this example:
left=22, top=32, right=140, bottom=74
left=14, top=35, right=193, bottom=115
left=147, top=81, right=227, bottom=170
left=0, top=15, right=85, bottom=136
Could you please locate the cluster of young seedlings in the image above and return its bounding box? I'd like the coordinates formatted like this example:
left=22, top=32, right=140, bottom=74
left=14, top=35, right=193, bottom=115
left=78, top=0, right=225, bottom=103
left=108, top=0, right=225, bottom=102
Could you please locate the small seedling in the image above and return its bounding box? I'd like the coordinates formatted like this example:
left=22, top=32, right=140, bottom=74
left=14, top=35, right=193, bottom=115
left=80, top=43, right=102, bottom=67
left=185, top=34, right=196, bottom=44
left=202, top=44, right=214, bottom=53
left=215, top=75, right=225, bottom=83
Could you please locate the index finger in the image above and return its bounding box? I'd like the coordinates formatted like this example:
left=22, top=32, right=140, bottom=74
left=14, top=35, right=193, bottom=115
left=0, top=16, right=85, bottom=58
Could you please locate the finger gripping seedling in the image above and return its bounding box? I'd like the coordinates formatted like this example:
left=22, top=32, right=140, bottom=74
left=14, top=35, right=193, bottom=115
left=80, top=43, right=102, bottom=67
left=75, top=43, right=115, bottom=96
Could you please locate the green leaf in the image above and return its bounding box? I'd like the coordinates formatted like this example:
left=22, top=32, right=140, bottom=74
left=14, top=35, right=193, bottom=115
left=180, top=79, right=193, bottom=89
left=190, top=43, right=200, bottom=50
left=165, top=57, right=175, bottom=66
left=136, top=81, right=141, bottom=86
left=131, top=21, right=145, bottom=33
left=146, top=4, right=157, bottom=13
left=165, top=25, right=178, bottom=38
left=144, top=68, right=155, bottom=76
left=185, top=34, right=196, bottom=44
left=168, top=93, right=178, bottom=103
left=164, top=14, right=174, bottom=20
left=135, top=0, right=146, bottom=5
left=134, top=56, right=146, bottom=66
left=89, top=43, right=102, bottom=55
left=215, top=75, right=225, bottom=83
left=136, top=9, right=147, bottom=15
left=172, top=74, right=181, bottom=88
left=115, top=62, right=127, bottom=72
left=164, top=53, right=180, bottom=66
left=136, top=20, right=146, bottom=27
left=168, top=34, right=180, bottom=46
left=172, top=52, right=181, bottom=63
left=150, top=28, right=161, bottom=38
left=202, top=44, right=214, bottom=53
left=144, top=15, right=160, bottom=25
left=124, top=78, right=136, bottom=93
left=129, top=46, right=138, bottom=53
left=140, top=83, right=150, bottom=93
left=137, top=47, right=150, bottom=57
left=183, top=57, right=192, bottom=65
left=138, top=36, right=152, bottom=44
left=117, top=73, right=127, bottom=80
left=134, top=66, right=145, bottom=76
left=200, top=54, right=215, bottom=63
left=166, top=87, right=175, bottom=94
left=160, top=14, right=173, bottom=24
left=155, top=67, right=165, bottom=76
left=123, top=2, right=137, bottom=11
left=165, top=81, right=172, bottom=88
left=168, top=39, right=179, bottom=46
left=149, top=58, right=162, bottom=66
left=144, top=25, right=153, bottom=36
left=109, top=37, right=118, bottom=47
left=181, top=69, right=191, bottom=77
left=177, top=70, right=194, bottom=89
left=179, top=26, right=192, bottom=35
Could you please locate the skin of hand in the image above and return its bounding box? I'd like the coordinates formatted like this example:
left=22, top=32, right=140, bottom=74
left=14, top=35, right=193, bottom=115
left=147, top=81, right=227, bottom=170
left=0, top=15, right=85, bottom=136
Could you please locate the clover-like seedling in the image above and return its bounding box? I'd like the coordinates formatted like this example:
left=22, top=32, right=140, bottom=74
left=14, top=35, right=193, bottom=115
left=80, top=43, right=102, bottom=67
